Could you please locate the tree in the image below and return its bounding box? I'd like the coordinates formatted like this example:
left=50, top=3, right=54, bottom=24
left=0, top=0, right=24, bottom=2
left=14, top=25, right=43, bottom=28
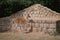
left=0, top=0, right=60, bottom=18
left=51, top=0, right=60, bottom=13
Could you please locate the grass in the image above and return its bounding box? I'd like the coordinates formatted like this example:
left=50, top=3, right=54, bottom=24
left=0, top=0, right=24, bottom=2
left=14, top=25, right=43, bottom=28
left=0, top=32, right=60, bottom=40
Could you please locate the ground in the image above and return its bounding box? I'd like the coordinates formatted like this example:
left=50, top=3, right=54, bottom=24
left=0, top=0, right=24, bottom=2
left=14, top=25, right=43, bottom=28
left=0, top=32, right=60, bottom=40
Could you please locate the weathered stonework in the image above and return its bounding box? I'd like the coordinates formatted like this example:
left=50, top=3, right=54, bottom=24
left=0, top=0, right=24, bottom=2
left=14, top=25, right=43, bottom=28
left=0, top=17, right=11, bottom=32
left=0, top=4, right=60, bottom=34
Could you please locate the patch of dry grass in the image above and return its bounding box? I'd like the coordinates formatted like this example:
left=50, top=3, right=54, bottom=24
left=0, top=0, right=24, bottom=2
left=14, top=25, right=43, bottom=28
left=0, top=32, right=60, bottom=40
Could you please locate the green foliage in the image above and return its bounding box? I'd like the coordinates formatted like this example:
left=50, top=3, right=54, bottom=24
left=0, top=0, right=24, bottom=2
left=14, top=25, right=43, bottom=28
left=0, top=0, right=60, bottom=18
left=50, top=0, right=60, bottom=13
left=0, top=0, right=21, bottom=17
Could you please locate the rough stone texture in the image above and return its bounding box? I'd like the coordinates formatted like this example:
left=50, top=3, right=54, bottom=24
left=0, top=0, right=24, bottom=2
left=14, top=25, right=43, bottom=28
left=0, top=4, right=60, bottom=34
left=0, top=17, right=11, bottom=32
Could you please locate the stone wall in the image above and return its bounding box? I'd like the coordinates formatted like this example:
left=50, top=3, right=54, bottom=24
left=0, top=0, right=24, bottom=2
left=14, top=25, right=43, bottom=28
left=0, top=17, right=11, bottom=32
left=11, top=19, right=56, bottom=34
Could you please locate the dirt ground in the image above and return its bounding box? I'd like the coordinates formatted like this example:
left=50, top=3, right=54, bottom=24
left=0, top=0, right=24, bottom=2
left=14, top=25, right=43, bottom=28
left=0, top=32, right=60, bottom=40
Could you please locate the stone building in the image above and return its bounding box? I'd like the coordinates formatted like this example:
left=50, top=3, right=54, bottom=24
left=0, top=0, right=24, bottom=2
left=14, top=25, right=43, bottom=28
left=0, top=4, right=60, bottom=34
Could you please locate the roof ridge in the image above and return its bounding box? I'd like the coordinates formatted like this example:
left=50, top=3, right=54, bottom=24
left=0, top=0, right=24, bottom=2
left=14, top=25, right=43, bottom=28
left=10, top=4, right=60, bottom=18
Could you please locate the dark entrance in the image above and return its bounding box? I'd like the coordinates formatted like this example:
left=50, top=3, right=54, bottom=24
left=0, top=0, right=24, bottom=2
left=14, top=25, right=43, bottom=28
left=56, top=20, right=60, bottom=33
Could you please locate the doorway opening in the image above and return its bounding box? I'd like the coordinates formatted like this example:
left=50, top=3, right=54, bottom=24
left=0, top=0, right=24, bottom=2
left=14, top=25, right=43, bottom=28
left=56, top=20, right=60, bottom=33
